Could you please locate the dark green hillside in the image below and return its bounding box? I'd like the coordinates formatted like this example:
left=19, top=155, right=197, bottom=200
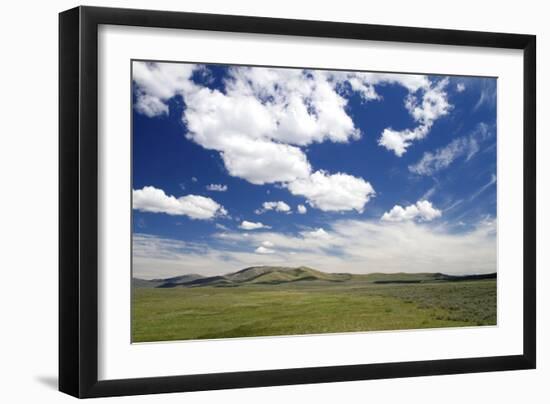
left=133, top=273, right=203, bottom=288
left=227, top=266, right=351, bottom=284
left=133, top=266, right=496, bottom=288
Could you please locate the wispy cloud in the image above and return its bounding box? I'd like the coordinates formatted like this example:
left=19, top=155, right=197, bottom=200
left=408, top=123, right=492, bottom=176
left=133, top=217, right=496, bottom=279
left=469, top=174, right=497, bottom=202
left=444, top=199, right=465, bottom=212
left=420, top=185, right=437, bottom=201
left=474, top=80, right=497, bottom=111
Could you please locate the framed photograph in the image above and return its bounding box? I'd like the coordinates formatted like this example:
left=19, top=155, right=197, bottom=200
left=59, top=6, right=536, bottom=398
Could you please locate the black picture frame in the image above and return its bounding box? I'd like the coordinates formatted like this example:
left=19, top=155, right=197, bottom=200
left=59, top=5, right=536, bottom=398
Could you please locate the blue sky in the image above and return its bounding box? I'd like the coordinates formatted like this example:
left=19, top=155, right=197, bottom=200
left=131, top=61, right=497, bottom=279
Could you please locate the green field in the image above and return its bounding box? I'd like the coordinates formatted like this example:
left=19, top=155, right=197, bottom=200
left=132, top=266, right=496, bottom=342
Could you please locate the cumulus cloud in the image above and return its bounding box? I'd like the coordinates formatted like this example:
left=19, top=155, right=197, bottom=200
left=206, top=184, right=228, bottom=192
left=239, top=220, right=271, bottom=230
left=378, top=78, right=451, bottom=156
left=256, top=201, right=291, bottom=214
left=456, top=83, right=466, bottom=92
left=133, top=61, right=197, bottom=117
left=178, top=67, right=362, bottom=186
left=183, top=85, right=313, bottom=184
left=134, top=93, right=169, bottom=117
left=287, top=170, right=375, bottom=212
left=224, top=67, right=361, bottom=146
left=405, top=79, right=451, bottom=124
left=381, top=200, right=442, bottom=222
left=329, top=71, right=430, bottom=101
left=133, top=62, right=456, bottom=210
left=409, top=123, right=491, bottom=176
left=133, top=186, right=227, bottom=220
left=297, top=204, right=307, bottom=214
left=378, top=125, right=430, bottom=157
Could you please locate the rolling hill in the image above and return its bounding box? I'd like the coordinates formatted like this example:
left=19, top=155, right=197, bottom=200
left=133, top=266, right=496, bottom=288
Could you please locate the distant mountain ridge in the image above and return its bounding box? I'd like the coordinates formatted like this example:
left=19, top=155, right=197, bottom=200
left=133, top=266, right=496, bottom=288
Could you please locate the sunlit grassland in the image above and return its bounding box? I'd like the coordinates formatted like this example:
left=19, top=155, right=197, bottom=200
left=132, top=279, right=496, bottom=342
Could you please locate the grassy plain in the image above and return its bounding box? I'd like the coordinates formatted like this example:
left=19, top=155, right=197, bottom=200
left=132, top=277, right=496, bottom=342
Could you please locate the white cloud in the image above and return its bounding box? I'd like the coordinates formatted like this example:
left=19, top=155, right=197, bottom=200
left=180, top=68, right=420, bottom=192
left=191, top=177, right=198, bottom=182
left=329, top=71, right=430, bottom=101
left=133, top=62, right=455, bottom=210
left=134, top=93, right=169, bottom=117
left=134, top=217, right=496, bottom=279
left=206, top=184, right=228, bottom=192
left=211, top=136, right=311, bottom=185
left=469, top=174, right=497, bottom=201
left=409, top=137, right=476, bottom=175
left=256, top=201, right=291, bottom=214
left=456, top=83, right=466, bottom=92
left=302, top=228, right=330, bottom=239
left=255, top=246, right=275, bottom=254
left=409, top=123, right=491, bottom=175
left=287, top=170, right=375, bottom=212
left=225, top=67, right=361, bottom=146
left=133, top=61, right=197, bottom=117
left=215, top=227, right=337, bottom=252
left=133, top=186, right=227, bottom=220
left=378, top=78, right=451, bottom=156
left=297, top=204, right=307, bottom=214
left=180, top=67, right=361, bottom=185
left=421, top=186, right=437, bottom=201
left=239, top=220, right=271, bottom=230
left=405, top=78, right=451, bottom=124
left=474, top=79, right=497, bottom=111
left=381, top=200, right=442, bottom=222
left=378, top=125, right=430, bottom=157
left=132, top=62, right=447, bottom=162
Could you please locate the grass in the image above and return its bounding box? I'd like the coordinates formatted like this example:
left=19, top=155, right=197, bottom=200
left=132, top=279, right=496, bottom=342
